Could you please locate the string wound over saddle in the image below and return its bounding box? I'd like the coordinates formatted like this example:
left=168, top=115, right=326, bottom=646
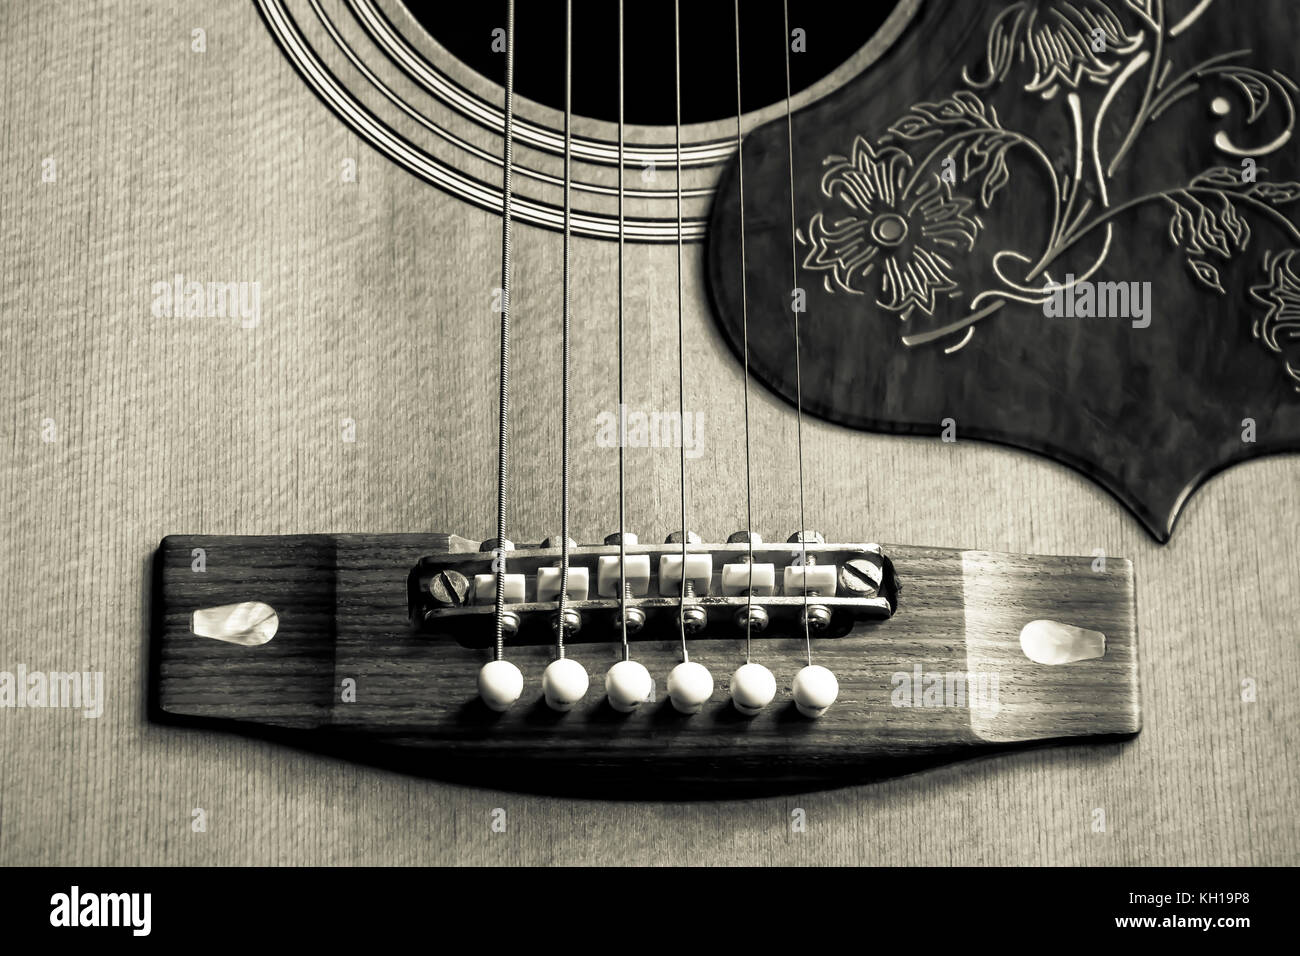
left=409, top=536, right=899, bottom=649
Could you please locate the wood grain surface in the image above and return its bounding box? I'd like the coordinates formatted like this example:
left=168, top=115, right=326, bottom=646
left=0, top=0, right=1297, bottom=865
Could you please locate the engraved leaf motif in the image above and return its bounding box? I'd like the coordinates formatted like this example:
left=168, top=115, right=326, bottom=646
left=1191, top=166, right=1251, bottom=189
left=1224, top=69, right=1271, bottom=124
left=1168, top=191, right=1250, bottom=258
left=1219, top=196, right=1251, bottom=248
left=888, top=93, right=1015, bottom=210
left=888, top=91, right=994, bottom=141
left=1169, top=200, right=1197, bottom=246
left=982, top=151, right=1011, bottom=207
left=1195, top=202, right=1230, bottom=256
left=890, top=113, right=936, bottom=140
left=1187, top=258, right=1226, bottom=294
left=1190, top=168, right=1300, bottom=209
left=1249, top=181, right=1300, bottom=205
left=963, top=130, right=1017, bottom=178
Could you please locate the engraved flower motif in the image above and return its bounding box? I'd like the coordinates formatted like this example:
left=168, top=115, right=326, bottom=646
left=964, top=0, right=1143, bottom=99
left=802, top=137, right=981, bottom=321
left=1248, top=249, right=1300, bottom=390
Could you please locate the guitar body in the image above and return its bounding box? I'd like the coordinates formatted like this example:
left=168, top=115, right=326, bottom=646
left=1, top=0, right=1297, bottom=863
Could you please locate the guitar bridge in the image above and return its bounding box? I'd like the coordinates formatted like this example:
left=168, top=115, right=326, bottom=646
left=152, top=533, right=1139, bottom=790
left=409, top=540, right=900, bottom=647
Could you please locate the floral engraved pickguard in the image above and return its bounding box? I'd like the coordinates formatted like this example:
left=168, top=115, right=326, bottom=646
left=801, top=0, right=1300, bottom=387
left=705, top=0, right=1300, bottom=540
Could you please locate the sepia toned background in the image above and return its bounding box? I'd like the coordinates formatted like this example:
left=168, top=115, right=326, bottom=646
left=0, top=0, right=1296, bottom=865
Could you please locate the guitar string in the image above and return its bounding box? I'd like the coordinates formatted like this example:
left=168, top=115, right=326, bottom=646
left=674, top=0, right=690, bottom=665
left=733, top=0, right=756, bottom=665
left=492, top=0, right=515, bottom=662
left=617, top=0, right=630, bottom=661
left=557, top=0, right=572, bottom=660
left=782, top=0, right=812, bottom=667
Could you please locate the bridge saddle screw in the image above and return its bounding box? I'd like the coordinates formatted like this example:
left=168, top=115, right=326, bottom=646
left=428, top=569, right=470, bottom=607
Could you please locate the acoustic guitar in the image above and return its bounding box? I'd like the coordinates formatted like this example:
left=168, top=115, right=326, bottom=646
left=4, top=0, right=1297, bottom=864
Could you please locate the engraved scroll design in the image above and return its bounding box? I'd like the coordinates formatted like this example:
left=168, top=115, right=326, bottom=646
left=801, top=0, right=1300, bottom=389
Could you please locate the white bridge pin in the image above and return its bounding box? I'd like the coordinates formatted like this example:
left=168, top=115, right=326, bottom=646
left=792, top=664, right=838, bottom=718
left=477, top=659, right=524, bottom=713
left=667, top=660, right=713, bottom=714
left=605, top=659, right=654, bottom=712
left=542, top=657, right=590, bottom=712
left=730, top=662, right=776, bottom=716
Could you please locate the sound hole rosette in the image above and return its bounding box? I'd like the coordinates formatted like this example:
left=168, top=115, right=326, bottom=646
left=254, top=0, right=921, bottom=241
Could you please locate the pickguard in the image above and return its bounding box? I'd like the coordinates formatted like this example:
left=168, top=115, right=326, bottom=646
left=707, top=0, right=1300, bottom=541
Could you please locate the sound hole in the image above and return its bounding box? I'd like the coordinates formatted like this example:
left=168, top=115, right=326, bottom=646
left=401, top=0, right=900, bottom=126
